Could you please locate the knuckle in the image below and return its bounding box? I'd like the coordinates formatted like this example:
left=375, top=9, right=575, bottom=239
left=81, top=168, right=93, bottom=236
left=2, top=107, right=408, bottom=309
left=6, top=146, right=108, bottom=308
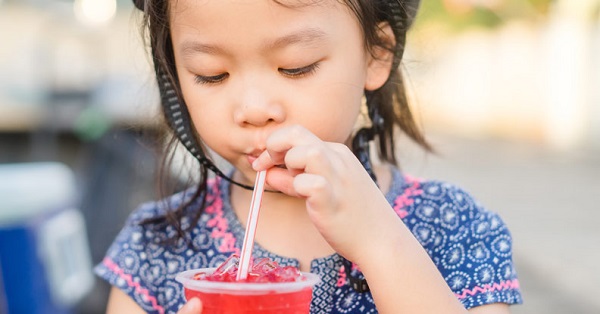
left=331, top=142, right=351, bottom=155
left=312, top=176, right=329, bottom=191
left=289, top=125, right=305, bottom=138
left=306, top=145, right=326, bottom=161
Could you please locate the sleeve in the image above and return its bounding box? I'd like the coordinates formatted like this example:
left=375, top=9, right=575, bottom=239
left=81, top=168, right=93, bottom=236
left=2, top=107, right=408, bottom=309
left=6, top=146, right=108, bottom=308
left=93, top=202, right=168, bottom=314
left=414, top=181, right=523, bottom=309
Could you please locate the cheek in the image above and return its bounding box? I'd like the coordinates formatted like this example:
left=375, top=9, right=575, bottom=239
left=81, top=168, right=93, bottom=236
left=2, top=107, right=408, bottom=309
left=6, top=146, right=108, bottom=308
left=299, top=70, right=363, bottom=141
left=180, top=87, right=231, bottom=146
left=307, top=93, right=362, bottom=143
left=188, top=105, right=228, bottom=139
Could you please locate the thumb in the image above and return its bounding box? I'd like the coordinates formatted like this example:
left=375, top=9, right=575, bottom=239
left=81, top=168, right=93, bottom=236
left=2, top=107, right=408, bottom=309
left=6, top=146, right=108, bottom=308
left=178, top=297, right=203, bottom=314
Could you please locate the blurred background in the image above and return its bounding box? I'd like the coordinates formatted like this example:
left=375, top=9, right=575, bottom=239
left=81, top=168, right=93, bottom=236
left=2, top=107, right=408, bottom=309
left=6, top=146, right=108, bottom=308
left=0, top=0, right=598, bottom=313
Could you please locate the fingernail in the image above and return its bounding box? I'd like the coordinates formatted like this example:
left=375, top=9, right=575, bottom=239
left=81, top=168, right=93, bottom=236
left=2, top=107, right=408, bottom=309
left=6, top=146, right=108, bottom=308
left=188, top=297, right=201, bottom=310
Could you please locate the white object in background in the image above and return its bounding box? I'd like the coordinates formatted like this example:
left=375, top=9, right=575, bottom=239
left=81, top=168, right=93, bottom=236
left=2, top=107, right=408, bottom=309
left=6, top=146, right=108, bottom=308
left=0, top=162, right=77, bottom=226
left=38, top=208, right=95, bottom=307
left=0, top=162, right=94, bottom=307
left=543, top=0, right=597, bottom=150
left=73, top=0, right=117, bottom=27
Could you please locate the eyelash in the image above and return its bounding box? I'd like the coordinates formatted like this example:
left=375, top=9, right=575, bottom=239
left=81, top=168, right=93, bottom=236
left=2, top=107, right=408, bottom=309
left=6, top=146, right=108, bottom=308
left=279, top=62, right=320, bottom=78
left=194, top=73, right=229, bottom=85
left=193, top=62, right=320, bottom=85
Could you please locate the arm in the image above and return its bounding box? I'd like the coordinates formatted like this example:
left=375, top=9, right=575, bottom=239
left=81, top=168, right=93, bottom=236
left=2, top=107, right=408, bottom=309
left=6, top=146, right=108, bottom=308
left=358, top=211, right=514, bottom=314
left=106, top=287, right=202, bottom=314
left=253, top=126, right=468, bottom=313
left=253, top=126, right=520, bottom=313
left=330, top=183, right=515, bottom=314
left=106, top=287, right=146, bottom=314
left=351, top=194, right=468, bottom=314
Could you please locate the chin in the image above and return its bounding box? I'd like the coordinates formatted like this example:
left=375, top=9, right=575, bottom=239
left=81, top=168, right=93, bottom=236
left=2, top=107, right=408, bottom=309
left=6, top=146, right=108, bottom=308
left=231, top=168, right=257, bottom=185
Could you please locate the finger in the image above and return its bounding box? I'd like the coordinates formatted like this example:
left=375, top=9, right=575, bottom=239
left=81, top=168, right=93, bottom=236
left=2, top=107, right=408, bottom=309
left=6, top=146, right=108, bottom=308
left=293, top=173, right=334, bottom=206
left=252, top=150, right=276, bottom=171
left=284, top=143, right=339, bottom=176
left=252, top=126, right=320, bottom=171
left=264, top=167, right=301, bottom=197
left=178, top=298, right=202, bottom=314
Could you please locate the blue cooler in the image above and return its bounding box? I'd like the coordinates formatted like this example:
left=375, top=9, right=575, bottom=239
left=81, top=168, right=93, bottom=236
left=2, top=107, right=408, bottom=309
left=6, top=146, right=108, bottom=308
left=0, top=162, right=94, bottom=314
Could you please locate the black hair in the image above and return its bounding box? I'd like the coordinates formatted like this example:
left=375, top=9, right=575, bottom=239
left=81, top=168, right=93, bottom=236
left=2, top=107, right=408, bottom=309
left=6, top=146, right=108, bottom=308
left=135, top=0, right=430, bottom=244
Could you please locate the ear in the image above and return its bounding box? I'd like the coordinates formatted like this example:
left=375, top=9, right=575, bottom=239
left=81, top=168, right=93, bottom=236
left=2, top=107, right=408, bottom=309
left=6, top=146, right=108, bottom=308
left=364, top=22, right=396, bottom=91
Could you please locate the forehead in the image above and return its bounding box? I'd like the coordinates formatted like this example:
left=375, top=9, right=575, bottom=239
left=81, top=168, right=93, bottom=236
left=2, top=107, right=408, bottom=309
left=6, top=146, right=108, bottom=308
left=169, top=0, right=352, bottom=25
left=170, top=0, right=345, bottom=10
left=169, top=0, right=361, bottom=51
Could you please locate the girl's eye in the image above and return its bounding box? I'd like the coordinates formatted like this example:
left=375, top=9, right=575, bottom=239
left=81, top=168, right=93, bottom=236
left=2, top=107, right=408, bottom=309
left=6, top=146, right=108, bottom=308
left=279, top=62, right=320, bottom=78
left=194, top=73, right=229, bottom=85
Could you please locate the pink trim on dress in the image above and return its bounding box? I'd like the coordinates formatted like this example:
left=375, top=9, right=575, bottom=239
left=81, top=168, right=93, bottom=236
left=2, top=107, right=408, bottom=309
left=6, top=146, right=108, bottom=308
left=456, top=279, right=520, bottom=300
left=336, top=263, right=363, bottom=287
left=204, top=178, right=241, bottom=255
left=336, top=265, right=347, bottom=287
left=392, top=175, right=423, bottom=219
left=102, top=257, right=165, bottom=314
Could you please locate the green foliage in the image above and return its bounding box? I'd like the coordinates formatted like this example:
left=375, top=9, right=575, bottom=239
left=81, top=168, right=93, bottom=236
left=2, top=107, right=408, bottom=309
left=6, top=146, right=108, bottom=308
left=414, top=0, right=554, bottom=32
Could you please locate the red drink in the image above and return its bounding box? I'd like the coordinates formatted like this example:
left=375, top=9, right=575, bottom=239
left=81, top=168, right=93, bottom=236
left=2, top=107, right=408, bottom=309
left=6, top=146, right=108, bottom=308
left=181, top=278, right=314, bottom=313
left=175, top=256, right=319, bottom=314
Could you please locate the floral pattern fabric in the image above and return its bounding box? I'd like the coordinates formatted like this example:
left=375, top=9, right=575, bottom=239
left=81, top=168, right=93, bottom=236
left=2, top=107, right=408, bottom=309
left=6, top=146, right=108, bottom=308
left=94, top=168, right=522, bottom=313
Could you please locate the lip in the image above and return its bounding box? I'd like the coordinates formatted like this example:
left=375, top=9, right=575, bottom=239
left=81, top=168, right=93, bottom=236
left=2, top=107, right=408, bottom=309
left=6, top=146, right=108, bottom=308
left=246, top=154, right=258, bottom=165
left=245, top=149, right=264, bottom=166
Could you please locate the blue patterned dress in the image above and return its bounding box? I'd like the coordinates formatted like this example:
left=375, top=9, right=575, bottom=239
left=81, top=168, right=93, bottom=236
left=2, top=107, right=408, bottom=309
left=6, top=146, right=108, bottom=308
left=94, top=167, right=522, bottom=313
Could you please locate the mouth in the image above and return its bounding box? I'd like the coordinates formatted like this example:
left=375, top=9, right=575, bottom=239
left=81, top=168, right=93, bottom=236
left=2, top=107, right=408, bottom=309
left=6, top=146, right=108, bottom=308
left=246, top=154, right=259, bottom=166
left=245, top=152, right=287, bottom=169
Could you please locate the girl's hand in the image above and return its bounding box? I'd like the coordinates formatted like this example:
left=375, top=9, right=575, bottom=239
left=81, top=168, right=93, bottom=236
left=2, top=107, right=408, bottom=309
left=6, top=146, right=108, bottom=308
left=252, top=125, right=469, bottom=313
left=252, top=125, right=399, bottom=265
left=177, top=298, right=202, bottom=314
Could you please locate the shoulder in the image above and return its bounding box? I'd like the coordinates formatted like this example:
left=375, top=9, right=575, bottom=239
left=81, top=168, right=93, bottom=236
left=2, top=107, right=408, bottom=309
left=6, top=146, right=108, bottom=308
left=96, top=178, right=225, bottom=270
left=93, top=178, right=226, bottom=313
left=387, top=169, right=497, bottom=230
left=387, top=169, right=522, bottom=308
left=388, top=171, right=512, bottom=252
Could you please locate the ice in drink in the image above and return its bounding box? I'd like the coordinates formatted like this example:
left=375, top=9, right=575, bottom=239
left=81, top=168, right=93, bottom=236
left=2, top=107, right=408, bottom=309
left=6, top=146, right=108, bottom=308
left=176, top=255, right=319, bottom=314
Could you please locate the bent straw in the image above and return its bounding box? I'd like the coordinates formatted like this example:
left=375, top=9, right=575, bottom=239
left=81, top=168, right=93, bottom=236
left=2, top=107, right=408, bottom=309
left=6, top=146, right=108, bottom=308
left=236, top=170, right=267, bottom=281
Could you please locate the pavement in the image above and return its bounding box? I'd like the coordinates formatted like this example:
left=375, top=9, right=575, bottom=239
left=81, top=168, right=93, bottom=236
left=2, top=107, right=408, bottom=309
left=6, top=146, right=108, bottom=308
left=398, top=132, right=600, bottom=314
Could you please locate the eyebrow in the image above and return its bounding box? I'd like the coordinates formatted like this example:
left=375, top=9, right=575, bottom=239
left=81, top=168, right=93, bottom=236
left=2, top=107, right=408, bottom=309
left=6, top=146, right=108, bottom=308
left=267, top=27, right=328, bottom=50
left=180, top=41, right=226, bottom=57
left=179, top=28, right=328, bottom=57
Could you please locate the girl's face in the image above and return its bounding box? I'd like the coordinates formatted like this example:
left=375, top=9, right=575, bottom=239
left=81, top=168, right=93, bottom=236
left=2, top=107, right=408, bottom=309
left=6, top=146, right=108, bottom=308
left=171, top=0, right=390, bottom=184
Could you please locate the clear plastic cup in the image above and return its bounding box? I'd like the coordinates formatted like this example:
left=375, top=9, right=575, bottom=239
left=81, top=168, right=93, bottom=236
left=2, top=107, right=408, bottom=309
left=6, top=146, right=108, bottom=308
left=176, top=268, right=320, bottom=314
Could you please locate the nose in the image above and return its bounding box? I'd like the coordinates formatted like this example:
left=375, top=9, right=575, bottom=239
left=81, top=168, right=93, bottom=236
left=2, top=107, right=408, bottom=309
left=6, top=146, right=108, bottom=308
left=233, top=82, right=285, bottom=127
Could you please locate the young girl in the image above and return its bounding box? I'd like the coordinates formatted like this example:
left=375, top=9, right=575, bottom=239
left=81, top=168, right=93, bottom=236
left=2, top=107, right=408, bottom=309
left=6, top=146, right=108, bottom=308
left=95, top=0, right=522, bottom=313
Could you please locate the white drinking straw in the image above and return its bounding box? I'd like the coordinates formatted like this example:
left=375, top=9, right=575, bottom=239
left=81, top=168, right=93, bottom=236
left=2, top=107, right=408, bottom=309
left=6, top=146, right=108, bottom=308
left=236, top=170, right=267, bottom=281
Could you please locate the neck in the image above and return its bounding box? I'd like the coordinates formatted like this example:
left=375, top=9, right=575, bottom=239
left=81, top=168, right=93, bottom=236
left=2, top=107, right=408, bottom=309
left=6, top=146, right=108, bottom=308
left=229, top=175, right=334, bottom=271
left=231, top=180, right=306, bottom=222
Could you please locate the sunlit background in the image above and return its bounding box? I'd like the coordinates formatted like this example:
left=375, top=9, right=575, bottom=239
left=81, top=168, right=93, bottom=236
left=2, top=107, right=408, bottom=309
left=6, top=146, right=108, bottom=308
left=0, top=0, right=598, bottom=313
